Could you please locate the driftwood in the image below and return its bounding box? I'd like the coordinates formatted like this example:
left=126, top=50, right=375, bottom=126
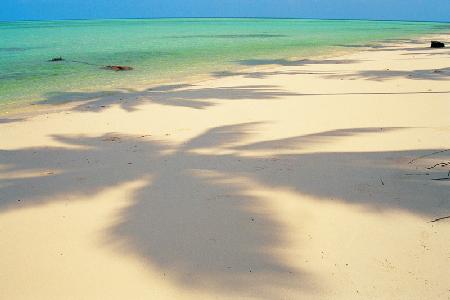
left=430, top=215, right=450, bottom=223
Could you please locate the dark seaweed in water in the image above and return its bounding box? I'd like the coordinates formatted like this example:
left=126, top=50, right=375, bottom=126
left=49, top=57, right=64, bottom=62
left=46, top=57, right=133, bottom=71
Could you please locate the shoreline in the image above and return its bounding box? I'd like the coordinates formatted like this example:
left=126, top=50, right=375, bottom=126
left=0, top=31, right=447, bottom=118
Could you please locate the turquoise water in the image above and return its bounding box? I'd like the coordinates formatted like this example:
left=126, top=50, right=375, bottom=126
left=0, top=18, right=448, bottom=110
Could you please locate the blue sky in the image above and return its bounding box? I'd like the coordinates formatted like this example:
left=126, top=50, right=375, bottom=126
left=2, top=0, right=450, bottom=22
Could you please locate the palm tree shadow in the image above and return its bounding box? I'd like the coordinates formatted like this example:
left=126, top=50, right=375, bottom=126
left=0, top=118, right=24, bottom=124
left=1, top=123, right=449, bottom=297
left=113, top=168, right=303, bottom=294
left=237, top=58, right=362, bottom=67
left=0, top=124, right=310, bottom=297
left=38, top=84, right=300, bottom=112
left=324, top=67, right=450, bottom=81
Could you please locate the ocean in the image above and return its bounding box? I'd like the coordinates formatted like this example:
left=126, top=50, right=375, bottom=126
left=0, top=18, right=448, bottom=111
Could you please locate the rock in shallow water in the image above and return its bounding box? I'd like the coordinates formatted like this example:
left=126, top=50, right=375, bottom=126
left=431, top=41, right=445, bottom=48
left=103, top=65, right=134, bottom=71
left=48, top=57, right=64, bottom=62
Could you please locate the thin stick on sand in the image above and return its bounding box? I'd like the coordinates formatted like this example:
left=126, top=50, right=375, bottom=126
left=430, top=215, right=450, bottom=223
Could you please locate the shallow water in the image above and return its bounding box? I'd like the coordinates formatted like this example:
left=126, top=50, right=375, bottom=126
left=0, top=18, right=448, bottom=111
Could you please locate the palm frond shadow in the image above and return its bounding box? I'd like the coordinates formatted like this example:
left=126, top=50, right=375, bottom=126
left=237, top=58, right=362, bottom=67
left=0, top=118, right=24, bottom=124
left=324, top=67, right=450, bottom=81
left=39, top=84, right=299, bottom=112
left=1, top=123, right=449, bottom=296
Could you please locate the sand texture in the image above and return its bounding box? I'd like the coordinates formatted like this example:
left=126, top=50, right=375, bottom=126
left=0, top=34, right=449, bottom=299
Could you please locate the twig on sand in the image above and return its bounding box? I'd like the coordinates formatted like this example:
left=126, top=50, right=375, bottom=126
left=404, top=173, right=430, bottom=176
left=427, top=161, right=450, bottom=170
left=430, top=215, right=450, bottom=223
left=408, top=149, right=450, bottom=164
left=431, top=177, right=450, bottom=181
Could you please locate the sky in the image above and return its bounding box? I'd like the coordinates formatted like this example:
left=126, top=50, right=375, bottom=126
left=1, top=0, right=450, bottom=22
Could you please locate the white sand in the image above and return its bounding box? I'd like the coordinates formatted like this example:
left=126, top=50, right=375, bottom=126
left=0, top=34, right=449, bottom=299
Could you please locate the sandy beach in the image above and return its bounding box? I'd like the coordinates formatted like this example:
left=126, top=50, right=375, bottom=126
left=0, top=33, right=449, bottom=299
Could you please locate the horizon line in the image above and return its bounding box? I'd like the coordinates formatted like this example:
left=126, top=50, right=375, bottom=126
left=1, top=16, right=449, bottom=24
